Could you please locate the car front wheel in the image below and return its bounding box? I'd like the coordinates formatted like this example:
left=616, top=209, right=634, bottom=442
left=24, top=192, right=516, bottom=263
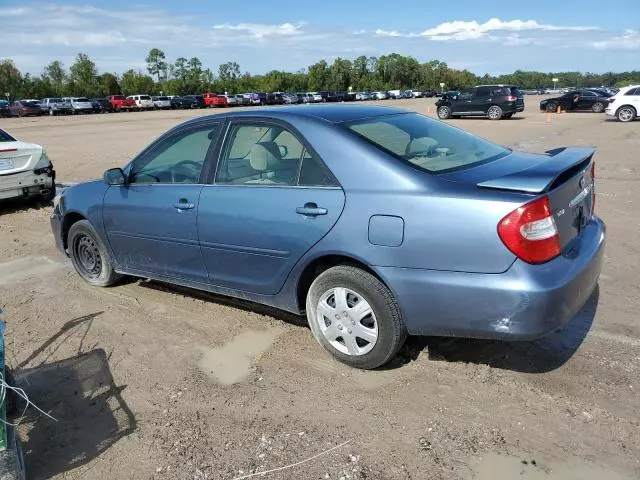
left=616, top=106, right=636, bottom=122
left=487, top=105, right=503, bottom=120
left=437, top=105, right=452, bottom=119
left=68, top=220, right=121, bottom=287
left=306, top=265, right=406, bottom=369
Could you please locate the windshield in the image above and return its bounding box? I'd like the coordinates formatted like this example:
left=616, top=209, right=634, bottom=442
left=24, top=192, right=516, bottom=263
left=0, top=129, right=16, bottom=142
left=75, top=97, right=90, bottom=102
left=344, top=113, right=509, bottom=173
left=140, top=95, right=151, bottom=100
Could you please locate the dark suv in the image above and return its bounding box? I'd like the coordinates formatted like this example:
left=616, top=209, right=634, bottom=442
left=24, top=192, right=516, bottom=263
left=436, top=85, right=524, bottom=120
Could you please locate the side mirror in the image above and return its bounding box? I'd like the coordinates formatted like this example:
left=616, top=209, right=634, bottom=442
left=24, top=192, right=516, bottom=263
left=278, top=145, right=288, bottom=158
left=104, top=168, right=126, bottom=186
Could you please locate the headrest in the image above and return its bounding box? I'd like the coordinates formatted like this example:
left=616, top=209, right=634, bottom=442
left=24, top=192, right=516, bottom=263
left=407, top=137, right=438, bottom=155
left=249, top=142, right=281, bottom=172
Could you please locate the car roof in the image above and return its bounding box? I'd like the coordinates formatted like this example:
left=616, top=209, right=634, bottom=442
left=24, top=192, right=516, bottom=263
left=186, top=105, right=408, bottom=125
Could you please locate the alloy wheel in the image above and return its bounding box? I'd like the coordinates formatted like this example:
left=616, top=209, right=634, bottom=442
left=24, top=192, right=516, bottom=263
left=618, top=107, right=635, bottom=122
left=488, top=106, right=502, bottom=120
left=315, top=287, right=378, bottom=356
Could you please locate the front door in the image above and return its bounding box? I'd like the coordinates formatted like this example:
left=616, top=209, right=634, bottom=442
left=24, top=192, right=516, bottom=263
left=198, top=120, right=345, bottom=295
left=452, top=88, right=475, bottom=114
left=103, top=122, right=221, bottom=283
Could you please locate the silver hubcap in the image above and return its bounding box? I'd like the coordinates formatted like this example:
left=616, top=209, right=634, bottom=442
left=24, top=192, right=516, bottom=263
left=619, top=108, right=633, bottom=121
left=438, top=107, right=449, bottom=118
left=488, top=107, right=501, bottom=119
left=316, top=287, right=378, bottom=356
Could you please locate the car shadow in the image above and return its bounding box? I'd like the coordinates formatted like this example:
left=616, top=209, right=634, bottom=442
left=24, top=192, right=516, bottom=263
left=393, top=286, right=599, bottom=374
left=11, top=313, right=136, bottom=479
left=0, top=197, right=52, bottom=215
left=138, top=279, right=308, bottom=327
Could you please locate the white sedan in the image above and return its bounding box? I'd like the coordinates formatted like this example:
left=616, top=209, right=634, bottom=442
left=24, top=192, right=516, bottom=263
left=605, top=85, right=639, bottom=122
left=0, top=128, right=55, bottom=202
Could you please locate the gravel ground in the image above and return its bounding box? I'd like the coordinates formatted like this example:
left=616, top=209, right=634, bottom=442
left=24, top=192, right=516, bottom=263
left=0, top=98, right=638, bottom=480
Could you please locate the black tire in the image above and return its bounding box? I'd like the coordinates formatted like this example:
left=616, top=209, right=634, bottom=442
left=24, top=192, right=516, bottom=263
left=503, top=113, right=514, bottom=119
left=616, top=106, right=636, bottom=122
left=49, top=108, right=55, bottom=116
left=37, top=183, right=56, bottom=204
left=0, top=426, right=26, bottom=480
left=591, top=102, right=605, bottom=113
left=487, top=105, right=503, bottom=120
left=437, top=105, right=452, bottom=120
left=546, top=102, right=558, bottom=113
left=68, top=220, right=121, bottom=287
left=306, top=265, right=407, bottom=369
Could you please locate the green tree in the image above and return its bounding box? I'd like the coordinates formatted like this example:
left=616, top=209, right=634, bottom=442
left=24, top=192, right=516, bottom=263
left=173, top=57, right=188, bottom=80
left=97, top=73, right=121, bottom=96
left=0, top=59, right=23, bottom=100
left=307, top=60, right=329, bottom=90
left=218, top=61, right=241, bottom=92
left=43, top=60, right=67, bottom=96
left=120, top=70, right=155, bottom=95
left=145, top=48, right=167, bottom=82
left=69, top=53, right=98, bottom=96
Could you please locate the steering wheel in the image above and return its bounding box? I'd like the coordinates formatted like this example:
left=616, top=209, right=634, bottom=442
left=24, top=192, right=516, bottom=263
left=171, top=160, right=202, bottom=183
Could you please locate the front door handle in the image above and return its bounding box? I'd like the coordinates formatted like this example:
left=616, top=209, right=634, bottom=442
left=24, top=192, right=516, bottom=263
left=296, top=203, right=327, bottom=217
left=173, top=199, right=195, bottom=210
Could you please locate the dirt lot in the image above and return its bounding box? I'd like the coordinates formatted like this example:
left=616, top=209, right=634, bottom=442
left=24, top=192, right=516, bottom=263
left=0, top=99, right=639, bottom=480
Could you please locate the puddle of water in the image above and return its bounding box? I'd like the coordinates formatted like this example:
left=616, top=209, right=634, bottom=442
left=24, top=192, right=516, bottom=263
left=0, top=256, right=65, bottom=285
left=471, top=453, right=634, bottom=480
left=198, top=329, right=282, bottom=385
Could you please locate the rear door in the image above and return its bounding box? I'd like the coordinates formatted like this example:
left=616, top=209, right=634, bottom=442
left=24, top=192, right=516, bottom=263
left=577, top=90, right=597, bottom=110
left=198, top=119, right=345, bottom=295
left=103, top=121, right=222, bottom=282
left=471, top=86, right=492, bottom=113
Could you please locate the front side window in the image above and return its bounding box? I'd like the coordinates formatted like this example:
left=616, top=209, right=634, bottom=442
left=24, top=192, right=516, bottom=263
left=129, top=124, right=219, bottom=184
left=458, top=89, right=474, bottom=100
left=345, top=113, right=508, bottom=173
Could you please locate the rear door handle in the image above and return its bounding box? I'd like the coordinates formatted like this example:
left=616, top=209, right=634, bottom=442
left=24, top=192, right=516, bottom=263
left=296, top=203, right=327, bottom=217
left=173, top=199, right=195, bottom=210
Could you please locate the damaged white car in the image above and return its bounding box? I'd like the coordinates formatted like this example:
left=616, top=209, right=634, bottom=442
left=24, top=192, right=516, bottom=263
left=0, top=128, right=55, bottom=202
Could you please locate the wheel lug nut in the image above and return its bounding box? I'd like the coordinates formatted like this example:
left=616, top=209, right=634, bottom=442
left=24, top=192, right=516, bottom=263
left=347, top=329, right=352, bottom=334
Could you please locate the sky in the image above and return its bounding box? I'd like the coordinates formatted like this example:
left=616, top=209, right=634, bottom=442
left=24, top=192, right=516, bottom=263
left=2, top=1, right=639, bottom=76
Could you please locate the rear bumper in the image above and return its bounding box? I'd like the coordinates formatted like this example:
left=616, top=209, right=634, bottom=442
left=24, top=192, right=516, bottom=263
left=0, top=168, right=55, bottom=200
left=376, top=217, right=605, bottom=340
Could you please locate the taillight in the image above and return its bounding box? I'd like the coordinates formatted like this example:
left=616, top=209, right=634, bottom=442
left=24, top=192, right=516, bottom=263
left=590, top=162, right=596, bottom=213
left=608, top=98, right=615, bottom=103
left=505, top=95, right=517, bottom=101
left=498, top=196, right=561, bottom=264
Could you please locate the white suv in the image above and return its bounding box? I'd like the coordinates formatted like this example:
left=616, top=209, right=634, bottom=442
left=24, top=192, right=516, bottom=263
left=605, top=85, right=639, bottom=122
left=128, top=94, right=154, bottom=110
left=0, top=128, right=55, bottom=202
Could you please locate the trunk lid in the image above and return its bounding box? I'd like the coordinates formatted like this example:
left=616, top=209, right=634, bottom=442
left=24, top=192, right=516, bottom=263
left=0, top=141, right=41, bottom=174
left=444, top=147, right=595, bottom=251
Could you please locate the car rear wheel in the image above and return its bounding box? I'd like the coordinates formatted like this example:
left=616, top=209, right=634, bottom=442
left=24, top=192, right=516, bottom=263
left=487, top=105, right=503, bottom=120
left=592, top=102, right=605, bottom=113
left=306, top=265, right=406, bottom=369
left=616, top=106, right=636, bottom=122
left=437, top=105, right=452, bottom=120
left=68, top=220, right=121, bottom=287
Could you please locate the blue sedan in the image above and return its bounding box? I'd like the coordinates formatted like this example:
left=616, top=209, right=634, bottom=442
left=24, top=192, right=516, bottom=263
left=50, top=105, right=605, bottom=369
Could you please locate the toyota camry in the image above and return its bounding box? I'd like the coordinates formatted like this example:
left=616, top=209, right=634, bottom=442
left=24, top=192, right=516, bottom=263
left=50, top=105, right=605, bottom=369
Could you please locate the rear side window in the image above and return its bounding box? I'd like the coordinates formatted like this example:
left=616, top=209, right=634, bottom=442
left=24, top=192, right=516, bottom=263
left=345, top=113, right=508, bottom=173
left=0, top=129, right=16, bottom=142
left=625, top=88, right=638, bottom=96
left=475, top=87, right=491, bottom=97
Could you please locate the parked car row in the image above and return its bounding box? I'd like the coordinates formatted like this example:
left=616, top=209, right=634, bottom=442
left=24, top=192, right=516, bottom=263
left=539, top=86, right=639, bottom=121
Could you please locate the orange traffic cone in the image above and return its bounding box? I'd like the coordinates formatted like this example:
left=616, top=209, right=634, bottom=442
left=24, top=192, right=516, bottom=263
left=557, top=105, right=562, bottom=114
left=546, top=111, right=551, bottom=123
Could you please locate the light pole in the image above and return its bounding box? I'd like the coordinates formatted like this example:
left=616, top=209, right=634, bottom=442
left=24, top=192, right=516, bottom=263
left=552, top=78, right=558, bottom=92
left=439, top=82, right=445, bottom=93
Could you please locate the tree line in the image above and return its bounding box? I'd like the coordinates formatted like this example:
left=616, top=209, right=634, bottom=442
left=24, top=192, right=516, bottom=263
left=2, top=48, right=639, bottom=100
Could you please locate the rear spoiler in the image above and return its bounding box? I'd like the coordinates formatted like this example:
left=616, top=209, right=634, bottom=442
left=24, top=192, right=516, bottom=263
left=477, top=147, right=595, bottom=194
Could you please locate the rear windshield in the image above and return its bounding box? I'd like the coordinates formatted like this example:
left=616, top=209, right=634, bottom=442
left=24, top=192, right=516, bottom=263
left=0, top=129, right=16, bottom=142
left=75, top=98, right=90, bottom=102
left=140, top=95, right=151, bottom=100
left=344, top=113, right=508, bottom=173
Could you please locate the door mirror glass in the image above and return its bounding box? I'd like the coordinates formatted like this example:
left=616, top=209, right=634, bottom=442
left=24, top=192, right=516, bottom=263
left=279, top=145, right=288, bottom=158
left=104, top=168, right=126, bottom=185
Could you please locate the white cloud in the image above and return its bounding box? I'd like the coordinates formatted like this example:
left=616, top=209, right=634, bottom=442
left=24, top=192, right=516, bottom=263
left=593, top=30, right=640, bottom=50
left=375, top=29, right=402, bottom=37
left=212, top=22, right=305, bottom=39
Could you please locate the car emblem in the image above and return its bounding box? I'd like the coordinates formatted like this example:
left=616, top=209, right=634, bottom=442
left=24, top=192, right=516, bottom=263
left=579, top=176, right=586, bottom=189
